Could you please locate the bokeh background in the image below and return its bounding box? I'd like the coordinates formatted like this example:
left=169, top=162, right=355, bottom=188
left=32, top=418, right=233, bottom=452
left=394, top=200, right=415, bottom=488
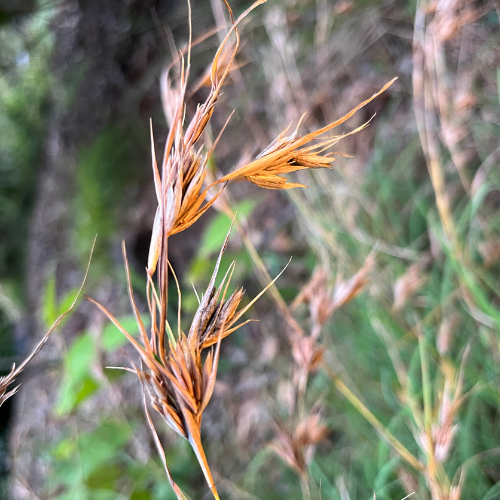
left=1, top=0, right=500, bottom=499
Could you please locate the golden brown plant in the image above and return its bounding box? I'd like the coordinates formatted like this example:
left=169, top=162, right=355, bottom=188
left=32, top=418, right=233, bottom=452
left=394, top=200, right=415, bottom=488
left=271, top=411, right=328, bottom=474
left=89, top=231, right=283, bottom=499
left=218, top=79, right=395, bottom=190
left=87, top=0, right=395, bottom=497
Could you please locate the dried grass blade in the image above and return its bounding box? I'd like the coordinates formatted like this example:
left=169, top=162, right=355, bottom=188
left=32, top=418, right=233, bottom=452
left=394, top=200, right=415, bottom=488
left=167, top=260, right=183, bottom=339
left=122, top=241, right=154, bottom=356
left=141, top=386, right=189, bottom=500
left=1, top=236, right=96, bottom=406
left=150, top=120, right=162, bottom=203
left=183, top=409, right=220, bottom=500
left=86, top=297, right=150, bottom=361
left=200, top=335, right=222, bottom=414
left=230, top=257, right=291, bottom=325
left=148, top=207, right=163, bottom=276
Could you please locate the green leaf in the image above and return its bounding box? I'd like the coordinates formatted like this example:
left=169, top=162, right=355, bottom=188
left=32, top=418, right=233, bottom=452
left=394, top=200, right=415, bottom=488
left=56, top=375, right=100, bottom=416
left=67, top=333, right=95, bottom=379
left=482, top=482, right=500, bottom=500
left=198, top=199, right=257, bottom=259
left=78, top=420, right=131, bottom=477
left=101, top=315, right=143, bottom=352
left=56, top=333, right=99, bottom=415
left=42, top=274, right=81, bottom=329
left=85, top=464, right=121, bottom=490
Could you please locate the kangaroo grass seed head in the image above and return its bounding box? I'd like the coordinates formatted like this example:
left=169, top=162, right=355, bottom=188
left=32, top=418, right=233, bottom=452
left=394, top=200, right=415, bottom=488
left=86, top=0, right=395, bottom=496
left=137, top=332, right=222, bottom=497
left=88, top=225, right=286, bottom=499
left=292, top=265, right=331, bottom=327
left=291, top=335, right=325, bottom=379
left=218, top=78, right=396, bottom=190
left=331, top=252, right=375, bottom=310
left=293, top=253, right=375, bottom=330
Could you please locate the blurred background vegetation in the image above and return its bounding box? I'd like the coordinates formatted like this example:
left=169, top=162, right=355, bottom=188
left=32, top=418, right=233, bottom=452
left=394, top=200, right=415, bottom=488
left=1, top=0, right=500, bottom=499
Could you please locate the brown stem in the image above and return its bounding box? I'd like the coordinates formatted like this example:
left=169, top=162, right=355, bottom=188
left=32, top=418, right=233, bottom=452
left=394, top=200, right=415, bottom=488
left=183, top=411, right=220, bottom=500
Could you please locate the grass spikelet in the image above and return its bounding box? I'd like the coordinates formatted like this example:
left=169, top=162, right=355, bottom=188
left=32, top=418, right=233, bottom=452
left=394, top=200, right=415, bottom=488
left=218, top=79, right=396, bottom=189
left=88, top=225, right=286, bottom=499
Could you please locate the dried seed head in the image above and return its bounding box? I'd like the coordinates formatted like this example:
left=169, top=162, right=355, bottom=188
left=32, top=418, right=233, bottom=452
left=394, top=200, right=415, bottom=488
left=291, top=335, right=325, bottom=377
left=0, top=366, right=20, bottom=407
left=293, top=254, right=374, bottom=329
left=134, top=331, right=222, bottom=498
left=187, top=225, right=285, bottom=350
left=89, top=224, right=286, bottom=500
left=331, top=253, right=375, bottom=310
left=393, top=256, right=429, bottom=311
left=293, top=266, right=332, bottom=326
left=147, top=2, right=268, bottom=271
left=271, top=411, right=328, bottom=475
left=218, top=79, right=397, bottom=189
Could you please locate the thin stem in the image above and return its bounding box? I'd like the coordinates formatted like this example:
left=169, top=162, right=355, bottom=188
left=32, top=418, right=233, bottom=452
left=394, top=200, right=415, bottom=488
left=300, top=471, right=312, bottom=500
left=220, top=202, right=305, bottom=337
left=326, top=366, right=425, bottom=472
left=418, top=330, right=438, bottom=485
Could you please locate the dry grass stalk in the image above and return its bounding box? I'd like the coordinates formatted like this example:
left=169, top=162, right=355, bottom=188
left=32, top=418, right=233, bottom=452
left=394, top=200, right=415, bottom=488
left=0, top=238, right=94, bottom=407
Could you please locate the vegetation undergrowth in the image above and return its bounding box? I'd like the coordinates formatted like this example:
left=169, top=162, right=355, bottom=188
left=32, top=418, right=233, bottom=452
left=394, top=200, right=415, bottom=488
left=2, top=1, right=500, bottom=500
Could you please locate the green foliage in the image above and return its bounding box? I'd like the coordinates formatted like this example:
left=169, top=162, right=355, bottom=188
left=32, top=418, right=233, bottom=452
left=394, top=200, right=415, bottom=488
left=197, top=199, right=257, bottom=258
left=47, top=416, right=199, bottom=499
left=73, top=125, right=146, bottom=275
left=49, top=419, right=132, bottom=499
left=42, top=275, right=81, bottom=329
left=0, top=7, right=54, bottom=282
left=56, top=332, right=100, bottom=415
left=55, top=315, right=144, bottom=415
